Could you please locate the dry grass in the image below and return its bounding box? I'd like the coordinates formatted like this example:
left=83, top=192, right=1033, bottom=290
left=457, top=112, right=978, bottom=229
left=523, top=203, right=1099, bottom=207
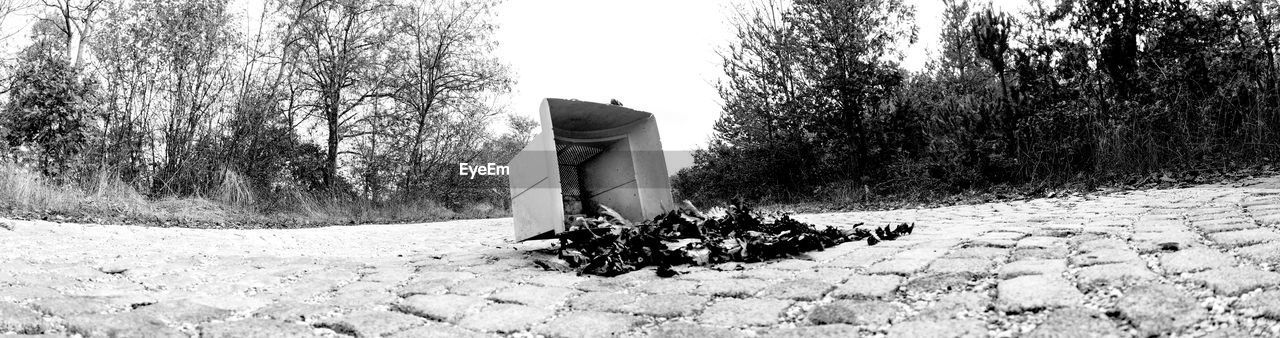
left=0, top=163, right=507, bottom=228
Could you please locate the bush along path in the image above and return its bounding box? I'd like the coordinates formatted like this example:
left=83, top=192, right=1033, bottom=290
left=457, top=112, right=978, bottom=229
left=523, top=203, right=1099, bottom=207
left=547, top=201, right=914, bottom=277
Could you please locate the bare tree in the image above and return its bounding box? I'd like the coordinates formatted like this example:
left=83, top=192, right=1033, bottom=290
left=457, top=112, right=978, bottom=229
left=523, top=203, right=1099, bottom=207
left=39, top=0, right=104, bottom=67
left=287, top=0, right=395, bottom=190
left=387, top=0, right=510, bottom=196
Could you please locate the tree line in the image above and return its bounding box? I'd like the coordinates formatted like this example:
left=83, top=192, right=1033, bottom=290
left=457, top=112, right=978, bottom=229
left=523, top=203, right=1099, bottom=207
left=0, top=0, right=530, bottom=211
left=676, top=0, right=1280, bottom=203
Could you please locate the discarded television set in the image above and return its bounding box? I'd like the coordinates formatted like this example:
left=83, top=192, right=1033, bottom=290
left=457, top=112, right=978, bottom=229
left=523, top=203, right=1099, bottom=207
left=508, top=98, right=674, bottom=241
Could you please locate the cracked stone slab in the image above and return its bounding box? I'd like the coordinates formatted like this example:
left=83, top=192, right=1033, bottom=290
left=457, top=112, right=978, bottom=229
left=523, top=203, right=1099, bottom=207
left=1116, top=284, right=1206, bottom=336
left=997, top=275, right=1085, bottom=312
left=1185, top=267, right=1280, bottom=296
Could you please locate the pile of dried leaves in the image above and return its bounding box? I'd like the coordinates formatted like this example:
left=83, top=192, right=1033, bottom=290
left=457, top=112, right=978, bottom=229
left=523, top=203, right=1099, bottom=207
left=545, top=200, right=913, bottom=277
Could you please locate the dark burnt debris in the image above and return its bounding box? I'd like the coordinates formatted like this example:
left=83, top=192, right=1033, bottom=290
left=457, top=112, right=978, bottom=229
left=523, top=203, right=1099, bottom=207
left=552, top=200, right=914, bottom=277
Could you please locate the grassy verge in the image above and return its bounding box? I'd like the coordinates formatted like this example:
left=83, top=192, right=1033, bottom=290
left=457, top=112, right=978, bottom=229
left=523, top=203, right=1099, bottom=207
left=0, top=164, right=508, bottom=229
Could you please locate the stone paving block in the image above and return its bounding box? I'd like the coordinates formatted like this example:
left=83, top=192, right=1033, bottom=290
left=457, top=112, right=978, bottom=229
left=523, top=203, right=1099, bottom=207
left=538, top=311, right=643, bottom=338
left=1016, top=236, right=1069, bottom=249
left=252, top=301, right=334, bottom=323
left=736, top=268, right=793, bottom=281
left=634, top=279, right=700, bottom=295
left=793, top=268, right=856, bottom=284
left=902, top=273, right=976, bottom=293
left=627, top=294, right=708, bottom=317
left=389, top=323, right=488, bottom=338
left=998, top=259, right=1066, bottom=279
left=867, top=259, right=932, bottom=275
left=649, top=322, right=744, bottom=338
left=65, top=312, right=184, bottom=338
left=765, top=259, right=819, bottom=271
left=1071, top=248, right=1144, bottom=267
left=319, top=310, right=425, bottom=337
left=1076, top=238, right=1128, bottom=252
left=997, top=275, right=1084, bottom=312
left=943, top=246, right=1009, bottom=260
left=820, top=247, right=900, bottom=268
left=756, top=278, right=832, bottom=301
left=395, top=294, right=487, bottom=322
left=763, top=324, right=860, bottom=338
left=488, top=284, right=577, bottom=309
left=693, top=278, right=769, bottom=298
left=1010, top=246, right=1070, bottom=260
left=525, top=273, right=588, bottom=288
left=807, top=300, right=904, bottom=325
left=1116, top=284, right=1205, bottom=336
left=1026, top=307, right=1125, bottom=338
left=1233, top=289, right=1280, bottom=320
left=448, top=278, right=514, bottom=296
left=134, top=299, right=235, bottom=324
left=566, top=292, right=634, bottom=313
left=396, top=279, right=451, bottom=297
left=1208, top=228, right=1280, bottom=248
left=699, top=298, right=792, bottom=327
left=457, top=303, right=553, bottom=333
left=925, top=258, right=995, bottom=275
left=830, top=274, right=903, bottom=299
left=1237, top=242, right=1280, bottom=264
left=1076, top=263, right=1158, bottom=287
left=1197, top=220, right=1257, bottom=233
left=1132, top=231, right=1200, bottom=252
left=1159, top=247, right=1235, bottom=274
left=916, top=292, right=990, bottom=320
left=0, top=285, right=61, bottom=302
left=968, top=231, right=1027, bottom=248
left=198, top=318, right=318, bottom=338
left=886, top=318, right=986, bottom=338
left=0, top=302, right=46, bottom=334
left=1186, top=267, right=1280, bottom=296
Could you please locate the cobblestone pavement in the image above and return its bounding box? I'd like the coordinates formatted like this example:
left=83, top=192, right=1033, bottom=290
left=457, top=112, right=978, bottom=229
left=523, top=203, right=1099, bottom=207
left=6, top=179, right=1280, bottom=337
